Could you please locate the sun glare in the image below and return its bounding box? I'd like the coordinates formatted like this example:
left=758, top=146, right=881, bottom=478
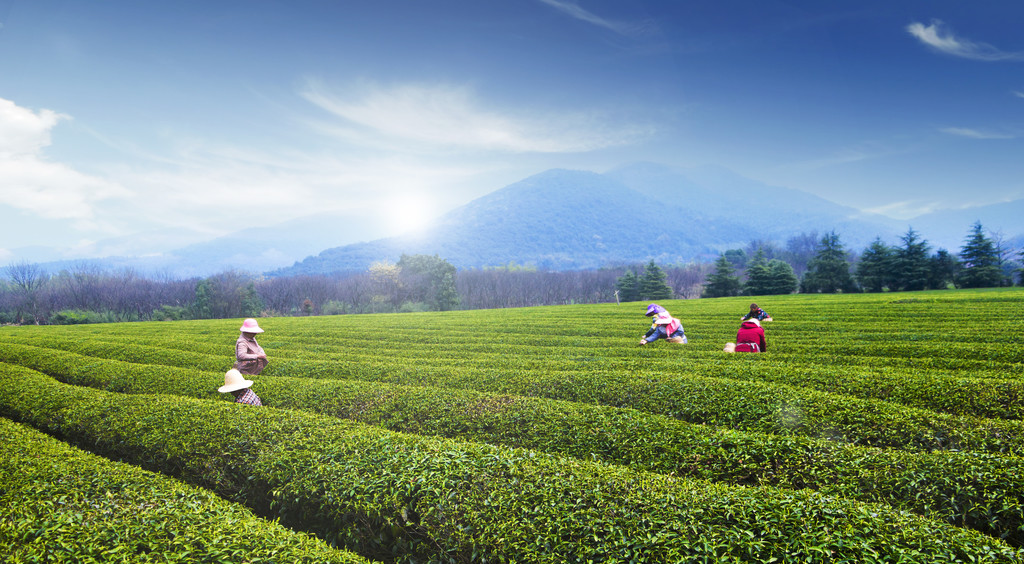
left=390, top=198, right=436, bottom=235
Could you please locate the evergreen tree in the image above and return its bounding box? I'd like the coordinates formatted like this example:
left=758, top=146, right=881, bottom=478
left=801, top=231, right=856, bottom=293
left=639, top=260, right=673, bottom=300
left=743, top=248, right=772, bottom=296
left=856, top=238, right=895, bottom=292
left=929, top=249, right=960, bottom=290
left=893, top=228, right=931, bottom=291
left=191, top=278, right=214, bottom=319
left=1018, top=248, right=1024, bottom=286
left=615, top=270, right=641, bottom=302
left=724, top=249, right=747, bottom=269
left=765, top=259, right=799, bottom=295
left=701, top=255, right=742, bottom=298
left=956, top=221, right=1003, bottom=289
left=240, top=282, right=264, bottom=317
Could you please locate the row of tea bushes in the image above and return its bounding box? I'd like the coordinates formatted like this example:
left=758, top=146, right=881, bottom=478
left=0, top=416, right=374, bottom=564
left=2, top=337, right=1022, bottom=456
left=1, top=365, right=1020, bottom=564
left=3, top=344, right=1024, bottom=544
left=7, top=317, right=1021, bottom=421
left=3, top=334, right=1022, bottom=456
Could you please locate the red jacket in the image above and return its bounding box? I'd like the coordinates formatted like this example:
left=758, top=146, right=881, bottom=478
left=735, top=321, right=766, bottom=353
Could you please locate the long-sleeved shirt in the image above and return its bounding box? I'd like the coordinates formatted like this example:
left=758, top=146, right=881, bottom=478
left=235, top=334, right=268, bottom=375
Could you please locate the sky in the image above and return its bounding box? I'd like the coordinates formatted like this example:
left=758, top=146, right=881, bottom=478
left=1, top=0, right=1022, bottom=264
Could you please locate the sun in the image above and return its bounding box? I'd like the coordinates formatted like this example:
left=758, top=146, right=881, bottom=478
left=390, top=197, right=436, bottom=235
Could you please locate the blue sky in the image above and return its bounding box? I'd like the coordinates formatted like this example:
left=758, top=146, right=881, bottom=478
left=1, top=0, right=1022, bottom=263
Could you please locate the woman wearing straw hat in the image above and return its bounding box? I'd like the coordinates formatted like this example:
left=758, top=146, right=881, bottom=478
left=218, top=369, right=263, bottom=406
left=234, top=318, right=268, bottom=375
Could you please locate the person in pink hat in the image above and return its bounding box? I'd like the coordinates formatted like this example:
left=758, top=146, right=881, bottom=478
left=234, top=318, right=268, bottom=375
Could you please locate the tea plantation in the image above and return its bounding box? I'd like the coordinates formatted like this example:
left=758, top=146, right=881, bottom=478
left=2, top=289, right=1023, bottom=563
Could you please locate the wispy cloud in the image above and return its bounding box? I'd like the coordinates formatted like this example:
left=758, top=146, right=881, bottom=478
left=536, top=0, right=652, bottom=38
left=0, top=98, right=128, bottom=222
left=907, top=20, right=1024, bottom=61
left=1014, top=91, right=1024, bottom=99
left=940, top=127, right=1015, bottom=140
left=301, top=80, right=652, bottom=153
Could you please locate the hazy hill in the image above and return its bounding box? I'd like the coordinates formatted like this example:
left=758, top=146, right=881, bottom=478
left=270, top=163, right=902, bottom=276
left=21, top=162, right=1022, bottom=279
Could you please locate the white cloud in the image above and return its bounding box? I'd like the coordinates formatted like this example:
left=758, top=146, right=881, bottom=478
left=940, top=127, right=1014, bottom=140
left=0, top=98, right=130, bottom=223
left=0, top=98, right=66, bottom=157
left=536, top=0, right=651, bottom=37
left=907, top=20, right=1024, bottom=61
left=1014, top=91, right=1024, bottom=99
left=865, top=200, right=945, bottom=220
left=301, top=80, right=651, bottom=153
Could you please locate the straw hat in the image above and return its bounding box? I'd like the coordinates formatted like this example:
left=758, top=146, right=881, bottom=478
left=723, top=342, right=736, bottom=353
left=240, top=318, right=264, bottom=333
left=743, top=318, right=761, bottom=327
left=218, top=369, right=254, bottom=393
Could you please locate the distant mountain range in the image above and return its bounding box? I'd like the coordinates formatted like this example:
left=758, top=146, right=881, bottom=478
left=268, top=162, right=901, bottom=276
left=21, top=162, right=1024, bottom=278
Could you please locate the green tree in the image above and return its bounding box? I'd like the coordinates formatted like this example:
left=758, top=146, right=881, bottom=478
left=929, top=249, right=960, bottom=290
left=396, top=254, right=461, bottom=311
left=615, top=270, right=641, bottom=302
left=639, top=260, right=673, bottom=301
left=191, top=278, right=214, bottom=319
left=765, top=259, right=799, bottom=295
left=702, top=255, right=742, bottom=298
left=240, top=282, right=264, bottom=317
left=801, top=231, right=856, bottom=293
left=956, top=221, right=1003, bottom=289
left=893, top=227, right=932, bottom=291
left=743, top=248, right=772, bottom=296
left=724, top=249, right=747, bottom=269
left=856, top=238, right=895, bottom=292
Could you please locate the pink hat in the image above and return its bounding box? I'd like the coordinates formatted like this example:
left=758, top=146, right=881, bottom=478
left=653, top=312, right=673, bottom=325
left=240, top=318, right=264, bottom=333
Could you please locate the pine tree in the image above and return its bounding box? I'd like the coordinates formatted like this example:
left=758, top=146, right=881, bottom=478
left=894, top=228, right=931, bottom=291
left=702, top=255, right=742, bottom=298
left=615, top=270, right=641, bottom=302
left=743, top=248, right=772, bottom=296
left=766, top=259, right=799, bottom=295
left=929, top=249, right=960, bottom=290
left=639, top=260, right=673, bottom=300
left=856, top=238, right=894, bottom=292
left=956, top=221, right=1003, bottom=289
left=801, top=231, right=856, bottom=293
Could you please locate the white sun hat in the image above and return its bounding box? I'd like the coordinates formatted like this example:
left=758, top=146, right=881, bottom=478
left=218, top=368, right=254, bottom=393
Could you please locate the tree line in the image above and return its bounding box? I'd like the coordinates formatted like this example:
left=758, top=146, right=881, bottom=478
left=700, top=222, right=1021, bottom=299
left=2, top=222, right=1021, bottom=325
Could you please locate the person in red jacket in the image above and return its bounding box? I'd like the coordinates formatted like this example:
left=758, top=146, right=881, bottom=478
left=733, top=317, right=767, bottom=353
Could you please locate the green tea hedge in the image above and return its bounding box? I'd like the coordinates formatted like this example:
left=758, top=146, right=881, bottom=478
left=0, top=416, right=375, bottom=564
left=3, top=337, right=1022, bottom=456
left=1, top=364, right=1020, bottom=563
left=3, top=342, right=1023, bottom=544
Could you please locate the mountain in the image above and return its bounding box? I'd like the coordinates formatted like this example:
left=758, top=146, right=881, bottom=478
left=21, top=162, right=1021, bottom=279
left=23, top=212, right=391, bottom=278
left=270, top=163, right=904, bottom=276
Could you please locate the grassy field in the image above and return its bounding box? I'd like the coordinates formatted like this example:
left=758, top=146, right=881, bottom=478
left=1, top=288, right=1023, bottom=562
